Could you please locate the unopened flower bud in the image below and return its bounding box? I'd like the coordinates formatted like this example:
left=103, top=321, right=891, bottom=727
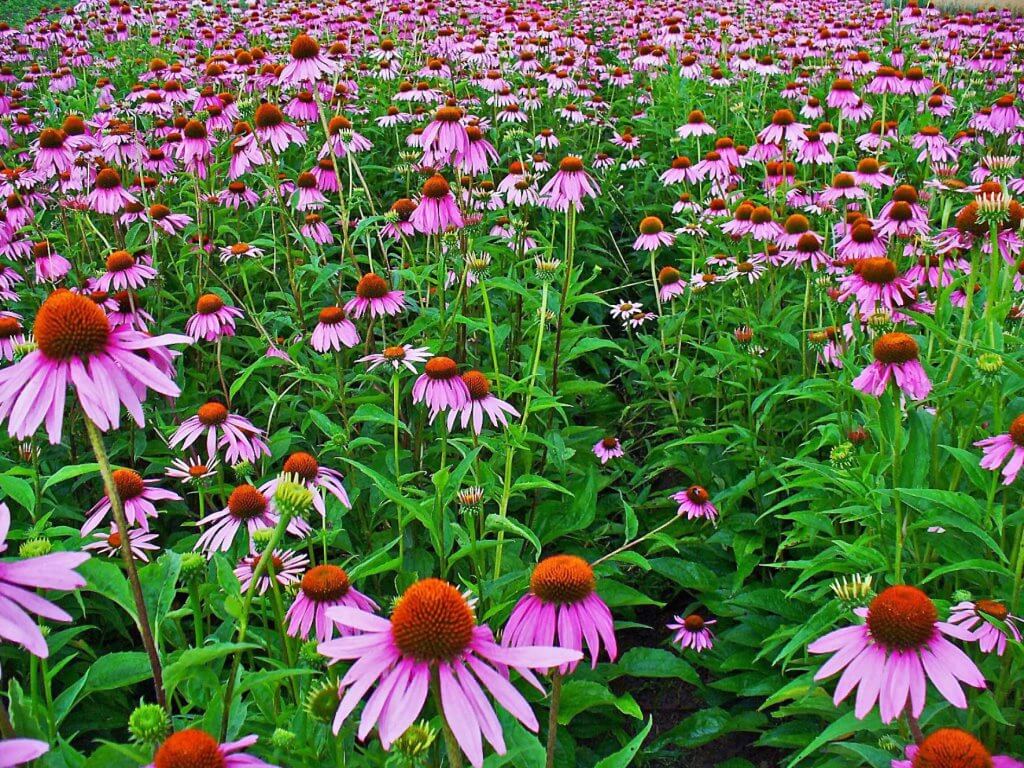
left=128, top=702, right=170, bottom=746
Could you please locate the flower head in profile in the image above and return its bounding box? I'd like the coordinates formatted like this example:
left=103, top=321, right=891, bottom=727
left=186, top=293, right=243, bottom=342
left=539, top=156, right=600, bottom=212
left=593, top=436, right=624, bottom=464
left=311, top=306, right=359, bottom=352
left=0, top=503, right=89, bottom=657
left=668, top=613, right=716, bottom=653
left=280, top=33, right=336, bottom=86
left=84, top=468, right=181, bottom=534
left=671, top=485, right=719, bottom=521
left=411, top=174, right=464, bottom=234
left=633, top=216, right=675, bottom=251
left=413, top=356, right=470, bottom=415
left=0, top=290, right=190, bottom=443
left=359, top=344, right=430, bottom=372
left=195, top=484, right=277, bottom=555
left=170, top=401, right=270, bottom=464
left=891, top=728, right=1023, bottom=768
left=285, top=564, right=376, bottom=642
left=503, top=555, right=617, bottom=673
left=948, top=599, right=1021, bottom=656
left=852, top=332, right=932, bottom=401
left=319, top=578, right=582, bottom=767
left=235, top=548, right=309, bottom=595
left=84, top=525, right=160, bottom=562
left=808, top=585, right=985, bottom=723
left=445, top=370, right=519, bottom=434
left=145, top=730, right=278, bottom=768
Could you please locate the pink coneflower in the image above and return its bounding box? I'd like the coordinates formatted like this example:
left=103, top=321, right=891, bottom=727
left=657, top=266, right=686, bottom=301
left=31, top=240, right=72, bottom=283
left=420, top=105, right=470, bottom=167
left=593, top=436, right=623, bottom=464
left=660, top=156, right=696, bottom=186
left=0, top=739, right=48, bottom=768
left=974, top=414, right=1024, bottom=485
left=319, top=578, right=581, bottom=767
left=948, top=599, right=1021, bottom=656
left=359, top=344, right=431, bottom=372
left=853, top=157, right=895, bottom=189
left=382, top=198, right=417, bottom=239
left=280, top=34, right=336, bottom=86
left=186, top=293, right=243, bottom=342
left=170, top=401, right=271, bottom=464
left=166, top=456, right=217, bottom=484
left=84, top=525, right=160, bottom=561
left=989, top=94, right=1021, bottom=135
left=260, top=451, right=351, bottom=518
left=0, top=315, right=25, bottom=361
left=0, top=290, right=188, bottom=443
left=839, top=258, right=915, bottom=313
left=445, top=370, right=519, bottom=433
left=853, top=332, right=931, bottom=400
left=285, top=564, right=376, bottom=642
left=34, top=128, right=73, bottom=176
left=677, top=110, right=715, bottom=139
left=345, top=273, right=406, bottom=319
left=83, top=468, right=181, bottom=535
left=758, top=109, right=807, bottom=147
left=634, top=216, right=675, bottom=251
left=820, top=172, right=868, bottom=206
left=147, top=203, right=192, bottom=235
left=311, top=306, right=359, bottom=352
left=747, top=206, right=783, bottom=242
left=146, top=730, right=278, bottom=768
left=86, top=168, right=137, bottom=214
left=294, top=172, right=327, bottom=210
left=808, top=585, right=985, bottom=723
left=94, top=250, right=156, bottom=291
left=234, top=548, right=308, bottom=595
left=458, top=125, right=499, bottom=175
left=671, top=485, right=719, bottom=521
left=219, top=242, right=266, bottom=263
left=413, top=356, right=470, bottom=415
left=912, top=126, right=958, bottom=164
left=668, top=613, right=716, bottom=652
left=410, top=174, right=463, bottom=235
left=503, top=554, right=616, bottom=673
left=891, top=729, right=1023, bottom=768
left=253, top=103, right=306, bottom=154
left=539, top=156, right=600, bottom=212
left=0, top=502, right=89, bottom=657
left=195, top=484, right=276, bottom=555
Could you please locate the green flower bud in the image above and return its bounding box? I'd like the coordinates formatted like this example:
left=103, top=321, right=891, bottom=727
left=19, top=538, right=53, bottom=558
left=829, top=442, right=855, bottom=470
left=251, top=528, right=275, bottom=546
left=270, top=728, right=296, bottom=750
left=305, top=680, right=339, bottom=724
left=231, top=460, right=254, bottom=479
left=534, top=256, right=561, bottom=283
left=393, top=720, right=437, bottom=758
left=179, top=552, right=207, bottom=584
left=952, top=588, right=973, bottom=604
left=299, top=639, right=326, bottom=669
left=274, top=473, right=314, bottom=521
left=830, top=573, right=874, bottom=605
left=128, top=702, right=171, bottom=746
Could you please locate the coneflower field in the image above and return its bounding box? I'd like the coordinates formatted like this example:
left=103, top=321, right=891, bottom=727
left=1, top=0, right=1024, bottom=766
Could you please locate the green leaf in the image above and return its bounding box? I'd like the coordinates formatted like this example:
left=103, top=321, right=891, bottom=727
left=558, top=680, right=642, bottom=724
left=485, top=514, right=541, bottom=557
left=0, top=473, right=35, bottom=512
left=80, top=558, right=136, bottom=620
left=42, top=463, right=101, bottom=492
left=84, top=652, right=152, bottom=692
left=509, top=474, right=572, bottom=496
left=615, top=647, right=699, bottom=684
left=163, top=642, right=258, bottom=698
left=593, top=718, right=652, bottom=768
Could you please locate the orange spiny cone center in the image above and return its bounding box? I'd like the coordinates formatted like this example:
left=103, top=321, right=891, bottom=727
left=112, top=468, right=144, bottom=500
left=196, top=293, right=224, bottom=315
left=462, top=370, right=490, bottom=399
left=227, top=484, right=267, bottom=521
left=866, top=585, right=937, bottom=650
left=530, top=554, right=595, bottom=604
left=425, top=356, right=458, bottom=380
left=94, top=168, right=122, bottom=190
left=356, top=273, right=389, bottom=299
left=750, top=206, right=773, bottom=225
left=601, top=436, right=618, bottom=449
left=197, top=401, right=229, bottom=426
left=0, top=316, right=22, bottom=338
left=784, top=214, right=809, bottom=235
left=687, top=485, right=709, bottom=504
left=659, top=266, right=681, bottom=285
left=318, top=306, right=346, bottom=325
left=154, top=730, right=225, bottom=768
left=1010, top=415, right=1024, bottom=446
left=421, top=175, right=451, bottom=200
left=300, top=564, right=351, bottom=601
left=105, top=250, right=136, bottom=272
left=858, top=257, right=898, bottom=284
left=911, top=728, right=993, bottom=768
left=873, top=332, right=919, bottom=364
left=390, top=578, right=475, bottom=661
left=254, top=103, right=283, bottom=129
left=290, top=33, right=320, bottom=59
left=639, top=216, right=664, bottom=235
left=34, top=290, right=111, bottom=361
left=283, top=451, right=319, bottom=481
left=975, top=599, right=1009, bottom=621
left=683, top=614, right=705, bottom=632
left=559, top=156, right=584, bottom=173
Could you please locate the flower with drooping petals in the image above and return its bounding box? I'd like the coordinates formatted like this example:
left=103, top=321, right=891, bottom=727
left=285, top=564, right=377, bottom=642
left=445, top=370, right=518, bottom=433
left=169, top=401, right=270, bottom=464
left=503, top=555, right=617, bottom=673
left=84, top=525, right=160, bottom=561
left=145, top=730, right=278, bottom=768
left=413, top=356, right=470, bottom=415
left=808, top=585, right=985, bottom=723
left=668, top=613, right=716, bottom=653
left=260, top=451, right=351, bottom=518
left=974, top=414, right=1024, bottom=485
left=0, top=739, right=48, bottom=768
left=319, top=578, right=582, bottom=767
left=852, top=332, right=932, bottom=400
left=234, top=548, right=309, bottom=595
left=344, top=273, right=406, bottom=319
left=311, top=306, right=359, bottom=352
left=186, top=293, right=243, bottom=342
left=671, top=485, right=719, bottom=521
left=948, top=599, right=1022, bottom=656
left=593, top=436, right=623, bottom=464
left=83, top=469, right=181, bottom=534
left=195, top=484, right=276, bottom=555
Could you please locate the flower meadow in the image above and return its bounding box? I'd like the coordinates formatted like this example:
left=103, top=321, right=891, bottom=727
left=2, top=0, right=1024, bottom=766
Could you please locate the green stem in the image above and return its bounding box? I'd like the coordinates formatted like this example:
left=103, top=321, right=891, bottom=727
left=545, top=672, right=563, bottom=768
left=83, top=417, right=167, bottom=711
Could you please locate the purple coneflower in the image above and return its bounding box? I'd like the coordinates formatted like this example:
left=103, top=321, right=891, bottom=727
left=185, top=293, right=243, bottom=342
left=146, top=730, right=278, bottom=768
left=166, top=456, right=217, bottom=484
left=948, top=599, right=1021, bottom=656
left=280, top=33, right=336, bottom=86
left=668, top=613, right=716, bottom=652
left=976, top=415, right=1024, bottom=485
left=344, top=273, right=406, bottom=319
left=319, top=578, right=581, bottom=767
left=593, top=436, right=623, bottom=464
left=634, top=216, right=675, bottom=251
left=311, top=306, right=359, bottom=352
left=359, top=344, right=431, bottom=372
left=0, top=290, right=189, bottom=443
left=87, top=168, right=137, bottom=214
left=234, top=548, right=308, bottom=595
left=195, top=484, right=276, bottom=555
left=84, top=525, right=160, bottom=561
left=83, top=468, right=181, bottom=534
left=891, top=729, right=1023, bottom=768
left=413, top=356, right=471, bottom=415
left=410, top=174, right=463, bottom=234
left=671, top=485, right=719, bottom=521
left=169, top=401, right=271, bottom=464
left=260, top=451, right=351, bottom=518
left=852, top=332, right=932, bottom=400
left=539, top=156, right=600, bottom=212
left=503, top=554, right=617, bottom=672
left=808, top=585, right=985, bottom=723
left=285, top=564, right=376, bottom=642
left=445, top=370, right=519, bottom=433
